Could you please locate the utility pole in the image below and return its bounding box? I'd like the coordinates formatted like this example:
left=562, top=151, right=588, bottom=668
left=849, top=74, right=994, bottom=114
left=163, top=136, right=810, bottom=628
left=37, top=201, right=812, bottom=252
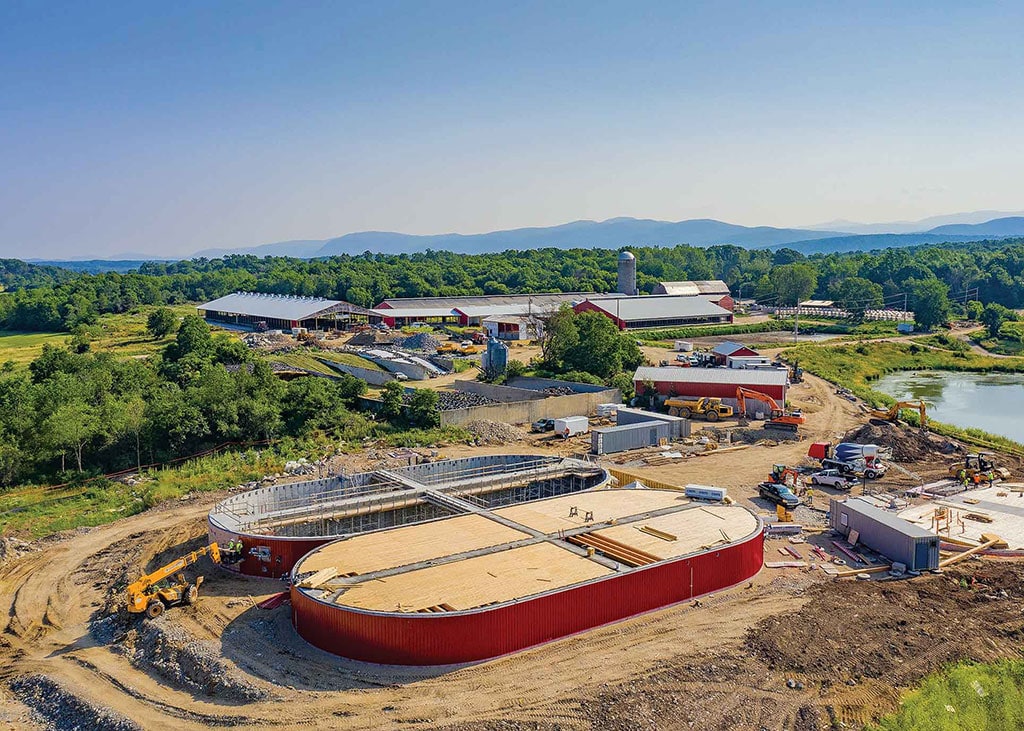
left=794, top=303, right=799, bottom=342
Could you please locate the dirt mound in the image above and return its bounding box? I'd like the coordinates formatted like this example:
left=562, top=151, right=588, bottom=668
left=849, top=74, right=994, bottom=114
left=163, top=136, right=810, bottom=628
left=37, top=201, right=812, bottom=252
left=118, top=619, right=270, bottom=702
left=842, top=421, right=962, bottom=462
left=746, top=563, right=1024, bottom=685
left=465, top=420, right=528, bottom=444
left=11, top=674, right=142, bottom=731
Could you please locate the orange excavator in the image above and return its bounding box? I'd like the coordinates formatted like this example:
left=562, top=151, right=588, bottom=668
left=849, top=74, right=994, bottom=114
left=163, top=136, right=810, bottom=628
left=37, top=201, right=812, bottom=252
left=735, top=387, right=805, bottom=431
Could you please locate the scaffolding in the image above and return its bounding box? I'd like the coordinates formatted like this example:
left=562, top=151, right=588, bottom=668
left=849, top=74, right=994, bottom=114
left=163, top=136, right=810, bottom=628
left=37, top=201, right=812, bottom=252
left=209, top=455, right=609, bottom=540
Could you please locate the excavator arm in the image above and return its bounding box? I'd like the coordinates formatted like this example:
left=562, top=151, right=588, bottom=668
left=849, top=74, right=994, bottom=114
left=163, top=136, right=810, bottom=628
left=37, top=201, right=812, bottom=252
left=736, top=387, right=782, bottom=416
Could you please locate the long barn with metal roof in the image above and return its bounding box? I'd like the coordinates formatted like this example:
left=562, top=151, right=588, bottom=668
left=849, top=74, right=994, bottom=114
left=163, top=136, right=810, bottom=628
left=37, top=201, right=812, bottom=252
left=198, top=292, right=372, bottom=331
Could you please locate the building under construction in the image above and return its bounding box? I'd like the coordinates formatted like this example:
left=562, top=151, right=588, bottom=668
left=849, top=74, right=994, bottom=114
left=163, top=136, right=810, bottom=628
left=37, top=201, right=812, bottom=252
left=289, top=486, right=763, bottom=665
left=207, top=455, right=610, bottom=578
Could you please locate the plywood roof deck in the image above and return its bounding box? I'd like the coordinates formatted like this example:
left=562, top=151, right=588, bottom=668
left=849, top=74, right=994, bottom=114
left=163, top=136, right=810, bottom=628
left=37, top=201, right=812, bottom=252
left=899, top=486, right=1024, bottom=549
left=335, top=542, right=612, bottom=612
left=493, top=489, right=689, bottom=533
left=592, top=504, right=759, bottom=560
left=295, top=489, right=761, bottom=613
left=298, top=513, right=530, bottom=576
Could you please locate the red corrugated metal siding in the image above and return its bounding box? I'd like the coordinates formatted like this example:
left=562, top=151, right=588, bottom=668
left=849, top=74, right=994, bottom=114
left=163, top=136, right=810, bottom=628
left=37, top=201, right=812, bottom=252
left=573, top=300, right=626, bottom=329
left=639, top=380, right=786, bottom=401
left=208, top=520, right=327, bottom=579
left=291, top=530, right=763, bottom=665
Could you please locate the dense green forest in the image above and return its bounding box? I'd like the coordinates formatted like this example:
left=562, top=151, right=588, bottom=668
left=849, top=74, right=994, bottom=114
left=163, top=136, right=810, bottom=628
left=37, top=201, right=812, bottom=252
left=3, top=238, right=1024, bottom=333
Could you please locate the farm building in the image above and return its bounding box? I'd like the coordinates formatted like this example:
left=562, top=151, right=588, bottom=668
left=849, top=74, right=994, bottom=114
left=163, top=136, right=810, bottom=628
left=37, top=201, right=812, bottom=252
left=711, top=341, right=759, bottom=365
left=574, top=295, right=733, bottom=330
left=652, top=280, right=734, bottom=311
left=633, top=366, right=788, bottom=403
left=483, top=314, right=543, bottom=341
left=198, top=292, right=372, bottom=331
left=371, top=293, right=618, bottom=328
left=286, top=484, right=762, bottom=665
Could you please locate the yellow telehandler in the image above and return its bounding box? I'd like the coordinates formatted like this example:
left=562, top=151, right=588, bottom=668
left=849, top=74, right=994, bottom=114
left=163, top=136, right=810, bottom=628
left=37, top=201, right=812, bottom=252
left=126, top=542, right=221, bottom=619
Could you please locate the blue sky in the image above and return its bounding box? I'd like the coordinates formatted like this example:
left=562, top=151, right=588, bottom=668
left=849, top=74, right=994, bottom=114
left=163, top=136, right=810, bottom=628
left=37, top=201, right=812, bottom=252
left=2, top=1, right=1024, bottom=258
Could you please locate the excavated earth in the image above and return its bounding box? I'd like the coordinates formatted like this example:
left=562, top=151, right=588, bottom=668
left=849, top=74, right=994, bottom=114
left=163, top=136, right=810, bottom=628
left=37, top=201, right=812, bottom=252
left=2, top=375, right=1024, bottom=730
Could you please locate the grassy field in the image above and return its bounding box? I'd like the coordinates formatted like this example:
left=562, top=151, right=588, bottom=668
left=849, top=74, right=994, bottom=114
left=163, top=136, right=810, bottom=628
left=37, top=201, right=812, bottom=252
left=0, top=304, right=194, bottom=370
left=869, top=660, right=1024, bottom=731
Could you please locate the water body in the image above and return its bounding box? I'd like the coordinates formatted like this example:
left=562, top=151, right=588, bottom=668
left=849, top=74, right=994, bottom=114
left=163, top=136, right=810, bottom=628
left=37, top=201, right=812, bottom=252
left=874, top=370, right=1024, bottom=443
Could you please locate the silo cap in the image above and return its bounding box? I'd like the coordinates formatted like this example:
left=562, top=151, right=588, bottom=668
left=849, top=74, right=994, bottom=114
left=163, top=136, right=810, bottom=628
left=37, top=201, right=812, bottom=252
left=618, top=251, right=635, bottom=260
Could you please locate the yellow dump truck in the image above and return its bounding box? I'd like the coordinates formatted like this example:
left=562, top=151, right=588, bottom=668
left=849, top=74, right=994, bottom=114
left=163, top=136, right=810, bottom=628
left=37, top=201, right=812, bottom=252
left=664, top=397, right=734, bottom=421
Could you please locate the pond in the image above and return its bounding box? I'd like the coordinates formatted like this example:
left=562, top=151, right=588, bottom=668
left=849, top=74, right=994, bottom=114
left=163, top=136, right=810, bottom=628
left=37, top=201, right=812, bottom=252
left=874, top=370, right=1024, bottom=443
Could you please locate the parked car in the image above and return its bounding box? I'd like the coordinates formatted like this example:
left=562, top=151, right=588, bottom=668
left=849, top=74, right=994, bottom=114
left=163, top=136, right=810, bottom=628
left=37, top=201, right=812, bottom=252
left=808, top=469, right=857, bottom=489
left=758, top=482, right=801, bottom=508
left=531, top=418, right=556, bottom=433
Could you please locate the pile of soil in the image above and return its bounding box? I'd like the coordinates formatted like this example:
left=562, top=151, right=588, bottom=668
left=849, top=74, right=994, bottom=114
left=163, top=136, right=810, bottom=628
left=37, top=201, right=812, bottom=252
left=746, top=562, right=1024, bottom=685
left=465, top=420, right=528, bottom=444
left=0, top=537, right=35, bottom=567
left=11, top=674, right=142, bottom=731
left=842, top=421, right=962, bottom=462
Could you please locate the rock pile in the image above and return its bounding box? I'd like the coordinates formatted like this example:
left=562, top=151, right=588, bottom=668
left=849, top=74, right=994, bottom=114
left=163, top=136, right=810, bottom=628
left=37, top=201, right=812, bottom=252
left=541, top=386, right=576, bottom=396
left=11, top=674, right=142, bottom=731
left=0, top=536, right=35, bottom=567
left=397, top=332, right=441, bottom=351
left=465, top=420, right=528, bottom=443
left=120, top=621, right=270, bottom=702
left=405, top=391, right=498, bottom=410
left=283, top=458, right=316, bottom=475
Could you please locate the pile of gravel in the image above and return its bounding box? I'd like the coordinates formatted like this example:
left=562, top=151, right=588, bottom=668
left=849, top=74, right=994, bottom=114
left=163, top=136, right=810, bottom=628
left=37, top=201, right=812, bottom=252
left=397, top=332, right=441, bottom=351
left=541, top=386, right=576, bottom=396
left=403, top=391, right=498, bottom=410
left=119, top=621, right=270, bottom=702
left=465, top=420, right=528, bottom=443
left=11, top=674, right=142, bottom=731
left=0, top=537, right=35, bottom=567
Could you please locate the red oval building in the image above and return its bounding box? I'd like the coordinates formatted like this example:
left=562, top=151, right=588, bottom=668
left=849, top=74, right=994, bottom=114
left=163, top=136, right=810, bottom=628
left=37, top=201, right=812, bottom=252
left=290, top=487, right=763, bottom=665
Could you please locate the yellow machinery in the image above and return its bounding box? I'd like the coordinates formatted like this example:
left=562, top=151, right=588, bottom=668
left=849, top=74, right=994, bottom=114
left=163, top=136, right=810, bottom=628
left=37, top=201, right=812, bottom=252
left=870, top=400, right=928, bottom=429
left=664, top=397, right=734, bottom=421
left=947, top=453, right=1011, bottom=481
left=127, top=542, right=221, bottom=618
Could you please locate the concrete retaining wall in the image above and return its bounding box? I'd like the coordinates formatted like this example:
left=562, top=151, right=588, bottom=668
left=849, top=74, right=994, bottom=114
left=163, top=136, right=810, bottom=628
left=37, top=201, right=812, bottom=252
left=453, top=380, right=546, bottom=403
left=322, top=361, right=396, bottom=386
left=365, top=355, right=430, bottom=381
left=507, top=376, right=609, bottom=394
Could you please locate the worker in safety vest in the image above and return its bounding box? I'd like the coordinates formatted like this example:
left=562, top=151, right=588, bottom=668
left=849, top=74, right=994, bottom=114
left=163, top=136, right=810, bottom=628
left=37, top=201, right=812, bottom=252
left=973, top=472, right=981, bottom=487
left=986, top=470, right=995, bottom=487
left=805, top=487, right=814, bottom=506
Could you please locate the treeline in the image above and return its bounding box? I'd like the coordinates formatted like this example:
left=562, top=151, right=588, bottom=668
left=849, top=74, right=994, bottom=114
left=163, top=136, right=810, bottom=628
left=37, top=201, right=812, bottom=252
left=0, top=315, right=370, bottom=486
left=5, top=239, right=1024, bottom=333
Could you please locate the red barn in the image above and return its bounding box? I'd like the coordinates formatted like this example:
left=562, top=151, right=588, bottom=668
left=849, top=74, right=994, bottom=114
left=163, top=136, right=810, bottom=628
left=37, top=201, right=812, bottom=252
left=633, top=366, right=788, bottom=404
left=711, top=341, right=759, bottom=365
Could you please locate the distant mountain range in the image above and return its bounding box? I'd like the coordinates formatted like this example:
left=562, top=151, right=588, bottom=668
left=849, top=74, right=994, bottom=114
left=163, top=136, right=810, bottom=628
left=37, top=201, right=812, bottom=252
left=22, top=211, right=1024, bottom=269
left=191, top=214, right=1024, bottom=260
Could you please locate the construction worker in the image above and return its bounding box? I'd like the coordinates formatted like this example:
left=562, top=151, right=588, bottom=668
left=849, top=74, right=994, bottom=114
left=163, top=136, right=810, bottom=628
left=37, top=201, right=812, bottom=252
left=805, top=487, right=814, bottom=506
left=973, top=472, right=982, bottom=487
left=987, top=470, right=995, bottom=487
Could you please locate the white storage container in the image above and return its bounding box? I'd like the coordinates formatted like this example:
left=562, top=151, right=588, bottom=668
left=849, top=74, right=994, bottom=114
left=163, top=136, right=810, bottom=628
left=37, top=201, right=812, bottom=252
left=554, top=416, right=590, bottom=438
left=684, top=484, right=728, bottom=501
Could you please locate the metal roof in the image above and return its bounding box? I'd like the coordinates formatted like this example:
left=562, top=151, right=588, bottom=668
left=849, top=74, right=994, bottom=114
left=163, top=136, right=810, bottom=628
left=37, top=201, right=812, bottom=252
left=656, top=280, right=730, bottom=296
left=800, top=299, right=836, bottom=308
left=455, top=303, right=541, bottom=318
left=370, top=306, right=459, bottom=319
left=378, top=292, right=623, bottom=310
left=581, top=295, right=730, bottom=322
left=632, top=366, right=788, bottom=386
left=199, top=292, right=369, bottom=320
left=711, top=341, right=754, bottom=356
left=840, top=497, right=936, bottom=539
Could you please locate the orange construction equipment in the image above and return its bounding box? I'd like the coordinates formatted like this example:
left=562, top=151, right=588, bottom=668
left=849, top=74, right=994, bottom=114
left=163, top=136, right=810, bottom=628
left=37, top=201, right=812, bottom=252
left=735, top=387, right=805, bottom=429
left=768, top=464, right=801, bottom=487
left=126, top=543, right=221, bottom=618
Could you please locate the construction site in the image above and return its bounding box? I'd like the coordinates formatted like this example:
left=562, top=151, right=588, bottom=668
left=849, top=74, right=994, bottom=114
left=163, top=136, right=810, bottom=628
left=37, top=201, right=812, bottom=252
left=6, top=348, right=1024, bottom=729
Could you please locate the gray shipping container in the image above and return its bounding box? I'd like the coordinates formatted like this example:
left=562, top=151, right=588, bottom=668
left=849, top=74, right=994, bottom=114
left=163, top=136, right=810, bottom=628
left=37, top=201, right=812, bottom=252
left=591, top=421, right=673, bottom=455
left=615, top=407, right=692, bottom=439
left=829, top=497, right=939, bottom=571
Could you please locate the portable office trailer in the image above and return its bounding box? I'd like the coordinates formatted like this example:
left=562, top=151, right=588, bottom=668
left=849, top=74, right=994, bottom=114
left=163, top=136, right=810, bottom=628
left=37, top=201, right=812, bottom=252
left=591, top=421, right=673, bottom=455
left=829, top=497, right=939, bottom=571
left=615, top=407, right=692, bottom=439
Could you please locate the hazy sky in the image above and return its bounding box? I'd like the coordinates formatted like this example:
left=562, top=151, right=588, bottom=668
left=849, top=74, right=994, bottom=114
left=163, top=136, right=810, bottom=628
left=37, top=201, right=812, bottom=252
left=3, top=1, right=1024, bottom=258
